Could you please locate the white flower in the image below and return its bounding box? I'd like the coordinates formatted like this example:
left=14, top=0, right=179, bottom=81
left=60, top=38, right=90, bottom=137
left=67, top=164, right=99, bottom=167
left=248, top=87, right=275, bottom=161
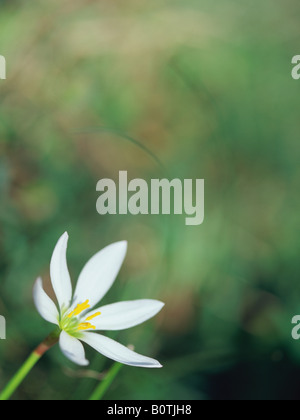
left=33, top=232, right=164, bottom=368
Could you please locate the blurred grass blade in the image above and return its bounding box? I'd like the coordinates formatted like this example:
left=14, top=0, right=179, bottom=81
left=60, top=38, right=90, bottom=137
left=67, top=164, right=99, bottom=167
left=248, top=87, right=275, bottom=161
left=75, top=127, right=165, bottom=171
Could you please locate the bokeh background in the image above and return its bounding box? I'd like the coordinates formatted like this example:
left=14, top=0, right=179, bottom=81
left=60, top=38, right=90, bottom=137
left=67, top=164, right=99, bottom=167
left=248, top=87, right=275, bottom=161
left=0, top=0, right=300, bottom=400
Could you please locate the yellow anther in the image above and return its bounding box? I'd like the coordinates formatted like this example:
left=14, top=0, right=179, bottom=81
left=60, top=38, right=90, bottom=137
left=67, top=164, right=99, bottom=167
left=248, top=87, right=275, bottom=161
left=85, top=312, right=101, bottom=322
left=78, top=322, right=96, bottom=331
left=68, top=300, right=91, bottom=318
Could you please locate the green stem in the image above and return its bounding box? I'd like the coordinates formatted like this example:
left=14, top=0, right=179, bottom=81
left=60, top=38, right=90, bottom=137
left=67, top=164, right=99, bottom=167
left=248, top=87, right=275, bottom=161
left=0, top=331, right=59, bottom=401
left=89, top=362, right=123, bottom=401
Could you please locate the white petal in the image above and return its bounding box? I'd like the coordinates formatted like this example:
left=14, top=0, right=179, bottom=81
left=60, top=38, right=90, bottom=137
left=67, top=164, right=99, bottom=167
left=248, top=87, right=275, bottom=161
left=33, top=278, right=59, bottom=326
left=50, top=232, right=73, bottom=311
left=73, top=241, right=128, bottom=309
left=59, top=331, right=89, bottom=366
left=86, top=300, right=165, bottom=331
left=81, top=332, right=162, bottom=368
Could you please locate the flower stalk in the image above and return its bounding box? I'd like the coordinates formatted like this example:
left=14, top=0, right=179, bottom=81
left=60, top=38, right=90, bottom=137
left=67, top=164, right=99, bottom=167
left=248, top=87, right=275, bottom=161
left=0, top=331, right=59, bottom=401
left=89, top=362, right=123, bottom=401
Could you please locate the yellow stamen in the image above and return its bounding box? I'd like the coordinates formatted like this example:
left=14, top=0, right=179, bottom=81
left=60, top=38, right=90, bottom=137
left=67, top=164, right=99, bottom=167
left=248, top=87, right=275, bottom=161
left=77, top=312, right=101, bottom=331
left=68, top=300, right=91, bottom=318
left=66, top=300, right=101, bottom=331
left=78, top=322, right=96, bottom=331
left=85, top=312, right=101, bottom=322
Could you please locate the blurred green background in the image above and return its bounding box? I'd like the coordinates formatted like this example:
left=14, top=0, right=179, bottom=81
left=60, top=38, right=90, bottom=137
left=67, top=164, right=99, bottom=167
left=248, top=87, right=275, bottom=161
left=1, top=0, right=300, bottom=400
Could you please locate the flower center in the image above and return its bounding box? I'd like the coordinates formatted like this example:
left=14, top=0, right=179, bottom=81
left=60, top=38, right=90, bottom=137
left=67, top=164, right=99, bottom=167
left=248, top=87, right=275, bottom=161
left=59, top=300, right=101, bottom=336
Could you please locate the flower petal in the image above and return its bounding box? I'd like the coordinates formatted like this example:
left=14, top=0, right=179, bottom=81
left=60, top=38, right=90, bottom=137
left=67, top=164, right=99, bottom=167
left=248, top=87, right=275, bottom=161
left=33, top=278, right=59, bottom=326
left=50, top=232, right=73, bottom=311
left=73, top=241, right=128, bottom=309
left=59, top=331, right=89, bottom=366
left=81, top=332, right=162, bottom=368
left=86, top=300, right=165, bottom=331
